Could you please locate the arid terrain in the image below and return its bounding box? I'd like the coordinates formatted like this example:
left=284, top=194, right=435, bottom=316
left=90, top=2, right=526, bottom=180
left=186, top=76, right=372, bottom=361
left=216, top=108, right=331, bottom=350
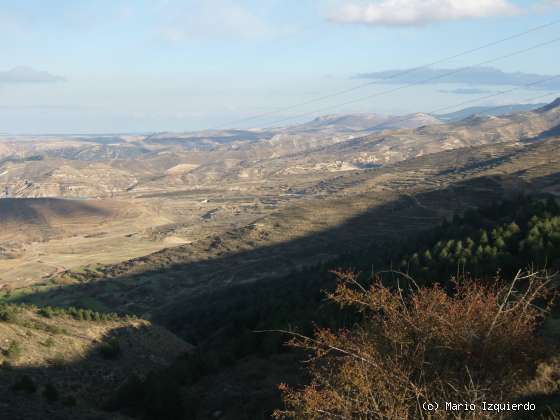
left=6, top=3, right=560, bottom=418
left=2, top=100, right=560, bottom=419
left=0, top=101, right=556, bottom=296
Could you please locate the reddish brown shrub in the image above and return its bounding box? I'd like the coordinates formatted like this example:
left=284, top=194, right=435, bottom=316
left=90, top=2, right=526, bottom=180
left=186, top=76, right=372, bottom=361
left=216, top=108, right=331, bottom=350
left=274, top=270, right=555, bottom=419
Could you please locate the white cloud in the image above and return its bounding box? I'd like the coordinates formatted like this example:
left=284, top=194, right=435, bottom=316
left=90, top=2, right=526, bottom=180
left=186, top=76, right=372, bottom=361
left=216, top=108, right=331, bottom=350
left=0, top=67, right=65, bottom=84
left=330, top=0, right=522, bottom=26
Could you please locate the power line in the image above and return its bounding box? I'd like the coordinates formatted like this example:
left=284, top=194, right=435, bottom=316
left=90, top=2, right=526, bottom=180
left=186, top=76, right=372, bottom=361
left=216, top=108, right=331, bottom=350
left=346, top=74, right=560, bottom=133
left=428, top=74, right=560, bottom=115
left=216, top=18, right=560, bottom=129
left=260, top=37, right=560, bottom=128
left=508, top=90, right=560, bottom=105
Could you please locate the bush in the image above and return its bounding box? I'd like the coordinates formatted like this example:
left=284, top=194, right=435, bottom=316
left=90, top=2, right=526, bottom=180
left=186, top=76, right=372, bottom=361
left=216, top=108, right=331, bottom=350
left=3, top=341, right=22, bottom=360
left=98, top=339, right=122, bottom=360
left=38, top=306, right=54, bottom=318
left=0, top=304, right=17, bottom=323
left=42, top=337, right=55, bottom=348
left=275, top=270, right=555, bottom=419
left=43, top=383, right=59, bottom=403
left=38, top=305, right=121, bottom=322
left=11, top=375, right=36, bottom=393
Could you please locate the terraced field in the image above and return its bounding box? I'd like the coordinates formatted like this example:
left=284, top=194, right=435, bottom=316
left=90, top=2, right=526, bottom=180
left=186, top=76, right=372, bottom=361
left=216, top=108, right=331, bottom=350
left=1, top=100, right=559, bottom=317
left=11, top=135, right=559, bottom=319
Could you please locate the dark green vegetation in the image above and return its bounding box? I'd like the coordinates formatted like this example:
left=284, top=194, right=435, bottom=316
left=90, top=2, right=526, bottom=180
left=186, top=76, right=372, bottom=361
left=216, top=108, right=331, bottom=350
left=0, top=301, right=132, bottom=328
left=0, top=302, right=18, bottom=322
left=38, top=305, right=128, bottom=322
left=98, top=338, right=122, bottom=360
left=398, top=195, right=560, bottom=281
left=1, top=154, right=44, bottom=164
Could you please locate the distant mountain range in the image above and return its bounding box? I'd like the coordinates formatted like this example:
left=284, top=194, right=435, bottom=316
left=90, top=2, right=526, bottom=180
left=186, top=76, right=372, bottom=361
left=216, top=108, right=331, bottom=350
left=0, top=100, right=558, bottom=198
left=287, top=112, right=440, bottom=132
left=142, top=112, right=442, bottom=151
left=143, top=103, right=548, bottom=148
left=435, top=103, right=546, bottom=123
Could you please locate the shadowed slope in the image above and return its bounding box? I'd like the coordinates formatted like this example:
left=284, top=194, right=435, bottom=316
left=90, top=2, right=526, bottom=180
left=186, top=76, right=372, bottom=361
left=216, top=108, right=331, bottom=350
left=0, top=304, right=190, bottom=419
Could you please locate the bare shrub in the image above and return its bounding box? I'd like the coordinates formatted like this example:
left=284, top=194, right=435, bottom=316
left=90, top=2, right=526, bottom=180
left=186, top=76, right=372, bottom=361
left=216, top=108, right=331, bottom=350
left=274, top=270, right=555, bottom=419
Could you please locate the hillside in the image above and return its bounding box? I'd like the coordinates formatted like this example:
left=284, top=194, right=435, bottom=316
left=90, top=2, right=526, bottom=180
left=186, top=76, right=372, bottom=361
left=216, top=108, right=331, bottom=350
left=230, top=100, right=560, bottom=178
left=435, top=102, right=546, bottom=123
left=0, top=198, right=174, bottom=289
left=15, top=132, right=559, bottom=319
left=0, top=100, right=550, bottom=291
left=3, top=100, right=557, bottom=199
left=2, top=101, right=560, bottom=419
left=1, top=101, right=558, bottom=315
left=0, top=303, right=190, bottom=419
left=47, top=195, right=560, bottom=420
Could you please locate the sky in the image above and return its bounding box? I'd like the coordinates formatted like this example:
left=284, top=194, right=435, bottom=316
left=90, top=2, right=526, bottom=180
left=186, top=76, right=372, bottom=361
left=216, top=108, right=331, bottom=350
left=1, top=0, right=560, bottom=133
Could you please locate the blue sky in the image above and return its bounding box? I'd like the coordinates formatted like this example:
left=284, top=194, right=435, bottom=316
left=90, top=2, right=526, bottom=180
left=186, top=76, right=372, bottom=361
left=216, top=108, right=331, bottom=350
left=1, top=0, right=560, bottom=133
